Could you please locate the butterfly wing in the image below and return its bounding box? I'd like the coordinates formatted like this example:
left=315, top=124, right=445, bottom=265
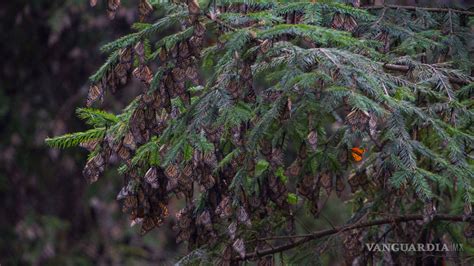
left=351, top=147, right=365, bottom=162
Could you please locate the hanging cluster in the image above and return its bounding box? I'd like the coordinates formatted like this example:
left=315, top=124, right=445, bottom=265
left=47, top=0, right=473, bottom=264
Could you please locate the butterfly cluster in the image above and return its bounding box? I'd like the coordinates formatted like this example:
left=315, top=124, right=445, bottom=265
left=46, top=0, right=474, bottom=264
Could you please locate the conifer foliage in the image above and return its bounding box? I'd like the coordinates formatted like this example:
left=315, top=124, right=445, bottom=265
left=47, top=0, right=473, bottom=264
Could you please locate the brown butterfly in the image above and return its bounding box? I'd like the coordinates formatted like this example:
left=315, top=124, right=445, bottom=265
left=260, top=39, right=272, bottom=54
left=178, top=42, right=190, bottom=59
left=319, top=173, right=333, bottom=193
left=464, top=223, right=474, bottom=238
left=106, top=71, right=118, bottom=93
left=249, top=196, right=262, bottom=209
left=122, top=196, right=138, bottom=213
left=297, top=175, right=315, bottom=198
left=134, top=42, right=145, bottom=64
left=183, top=164, right=193, bottom=177
left=122, top=132, right=136, bottom=150
left=185, top=66, right=198, bottom=82
left=79, top=140, right=99, bottom=152
left=116, top=182, right=135, bottom=200
left=130, top=217, right=143, bottom=227
left=245, top=86, right=256, bottom=103
left=176, top=208, right=192, bottom=229
left=227, top=222, right=237, bottom=240
left=232, top=238, right=246, bottom=259
left=343, top=15, right=358, bottom=32
left=423, top=200, right=437, bottom=223
left=240, top=65, right=252, bottom=80
left=203, top=152, right=217, bottom=167
left=83, top=161, right=100, bottom=184
left=226, top=80, right=240, bottom=99
left=159, top=202, right=169, bottom=218
left=165, top=164, right=179, bottom=179
left=237, top=206, right=251, bottom=227
left=201, top=174, right=216, bottom=190
left=335, top=177, right=345, bottom=198
left=331, top=13, right=345, bottom=29
left=194, top=22, right=206, bottom=38
left=133, top=65, right=153, bottom=85
left=463, top=203, right=472, bottom=221
left=118, top=146, right=131, bottom=160
left=307, top=131, right=318, bottom=151
left=138, top=0, right=153, bottom=22
left=216, top=197, right=233, bottom=219
left=140, top=216, right=161, bottom=235
left=114, top=62, right=128, bottom=85
left=119, top=48, right=133, bottom=68
left=86, top=84, right=104, bottom=107
left=347, top=172, right=369, bottom=192
left=83, top=154, right=105, bottom=183
left=346, top=110, right=370, bottom=131
left=197, top=210, right=212, bottom=231
left=171, top=67, right=186, bottom=83
left=144, top=167, right=159, bottom=189
left=286, top=160, right=301, bottom=177
left=166, top=174, right=178, bottom=192
left=106, top=0, right=121, bottom=20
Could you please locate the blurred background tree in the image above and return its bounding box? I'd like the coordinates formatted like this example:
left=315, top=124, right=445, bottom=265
left=0, top=1, right=182, bottom=265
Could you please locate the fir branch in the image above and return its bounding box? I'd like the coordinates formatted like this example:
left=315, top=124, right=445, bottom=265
left=45, top=128, right=105, bottom=149
left=131, top=137, right=160, bottom=167
left=155, top=26, right=195, bottom=50
left=76, top=108, right=119, bottom=127
left=100, top=11, right=187, bottom=53
left=89, top=51, right=119, bottom=83
left=257, top=24, right=358, bottom=47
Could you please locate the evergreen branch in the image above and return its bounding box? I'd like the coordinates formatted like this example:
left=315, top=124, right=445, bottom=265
left=248, top=96, right=286, bottom=149
left=155, top=26, right=195, bottom=50
left=89, top=51, right=119, bottom=83
left=257, top=24, right=358, bottom=47
left=45, top=128, right=106, bottom=149
left=76, top=108, right=119, bottom=127
left=235, top=214, right=469, bottom=261
left=205, top=13, right=251, bottom=36
left=100, top=11, right=187, bottom=53
left=131, top=137, right=160, bottom=167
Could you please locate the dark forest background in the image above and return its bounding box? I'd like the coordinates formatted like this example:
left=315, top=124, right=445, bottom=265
left=0, top=0, right=472, bottom=265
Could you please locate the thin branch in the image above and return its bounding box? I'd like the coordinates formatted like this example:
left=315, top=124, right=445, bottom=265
left=383, top=63, right=470, bottom=85
left=373, top=7, right=387, bottom=26
left=235, top=214, right=468, bottom=261
left=448, top=9, right=454, bottom=35
left=204, top=13, right=263, bottom=44
left=363, top=5, right=474, bottom=16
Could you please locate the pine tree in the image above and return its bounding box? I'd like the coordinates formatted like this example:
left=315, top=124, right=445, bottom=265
left=46, top=0, right=473, bottom=264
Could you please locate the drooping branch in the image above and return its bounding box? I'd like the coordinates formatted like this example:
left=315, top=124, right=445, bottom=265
left=363, top=5, right=474, bottom=16
left=235, top=214, right=468, bottom=261
left=202, top=14, right=472, bottom=86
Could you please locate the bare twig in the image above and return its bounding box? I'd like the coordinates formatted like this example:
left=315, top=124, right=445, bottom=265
left=235, top=214, right=468, bottom=261
left=383, top=63, right=470, bottom=85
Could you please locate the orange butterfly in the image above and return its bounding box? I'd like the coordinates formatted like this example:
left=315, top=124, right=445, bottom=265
left=351, top=147, right=365, bottom=162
